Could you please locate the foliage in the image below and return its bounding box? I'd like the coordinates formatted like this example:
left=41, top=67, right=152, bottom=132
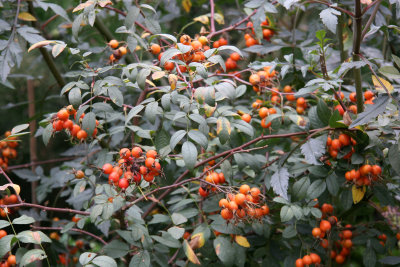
left=0, top=0, right=400, bottom=266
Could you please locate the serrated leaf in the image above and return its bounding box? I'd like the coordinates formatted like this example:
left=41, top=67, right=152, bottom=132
left=319, top=8, right=340, bottom=33
left=126, top=105, right=144, bottom=123
left=379, top=66, right=400, bottom=79
left=292, top=177, right=309, bottom=199
left=129, top=250, right=150, bottom=267
left=103, top=240, right=130, bottom=258
left=300, top=138, right=325, bottom=165
left=170, top=130, right=186, bottom=150
left=280, top=205, right=293, bottom=222
left=144, top=101, right=159, bottom=124
left=271, top=168, right=290, bottom=200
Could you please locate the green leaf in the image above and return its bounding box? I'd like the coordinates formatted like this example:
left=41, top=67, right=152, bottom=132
left=319, top=8, right=340, bottom=33
left=79, top=252, right=97, bottom=265
left=160, top=48, right=181, bottom=65
left=151, top=234, right=181, bottom=248
left=16, top=230, right=51, bottom=244
left=68, top=87, right=82, bottom=107
left=155, top=129, right=170, bottom=151
left=292, top=177, right=310, bottom=199
left=182, top=141, right=197, bottom=170
left=307, top=179, right=326, bottom=199
left=137, top=69, right=151, bottom=90
left=280, top=205, right=294, bottom=222
left=171, top=212, right=188, bottom=225
left=217, top=45, right=243, bottom=57
left=188, top=130, right=208, bottom=149
left=282, top=225, right=297, bottom=238
left=214, top=236, right=235, bottom=266
left=232, top=120, right=254, bottom=137
left=167, top=226, right=185, bottom=239
left=11, top=124, right=29, bottom=135
left=144, top=101, right=159, bottom=124
left=81, top=112, right=96, bottom=136
left=329, top=109, right=346, bottom=128
left=0, top=220, right=10, bottom=229
left=350, top=94, right=390, bottom=128
left=92, top=255, right=117, bottom=267
left=108, top=87, right=124, bottom=107
left=326, top=173, right=339, bottom=196
left=317, top=98, right=331, bottom=125
left=380, top=256, right=400, bottom=265
left=389, top=144, right=400, bottom=175
left=379, top=66, right=400, bottom=79
left=129, top=250, right=150, bottom=267
left=91, top=205, right=103, bottom=222
left=170, top=130, right=186, bottom=150
left=310, top=207, right=322, bottom=218
left=216, top=117, right=231, bottom=144
left=12, top=215, right=35, bottom=225
left=363, top=243, right=376, bottom=267
left=103, top=240, right=130, bottom=258
left=20, top=249, right=46, bottom=266
left=126, top=105, right=144, bottom=123
left=0, top=235, right=13, bottom=257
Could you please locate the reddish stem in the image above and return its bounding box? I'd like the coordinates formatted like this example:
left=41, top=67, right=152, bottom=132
left=31, top=226, right=107, bottom=245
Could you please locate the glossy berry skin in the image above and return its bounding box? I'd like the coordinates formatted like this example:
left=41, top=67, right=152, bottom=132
left=118, top=178, right=129, bottom=189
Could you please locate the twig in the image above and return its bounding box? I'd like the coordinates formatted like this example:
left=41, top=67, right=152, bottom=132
left=7, top=156, right=80, bottom=170
left=361, top=0, right=382, bottom=40
left=362, top=0, right=381, bottom=15
left=210, top=0, right=216, bottom=33
left=0, top=202, right=90, bottom=216
left=0, top=167, right=23, bottom=203
left=304, top=0, right=355, bottom=17
left=31, top=226, right=107, bottom=245
left=352, top=0, right=364, bottom=113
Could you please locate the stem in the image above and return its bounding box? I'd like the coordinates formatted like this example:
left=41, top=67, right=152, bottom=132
left=28, top=2, right=65, bottom=88
left=6, top=212, right=21, bottom=247
left=304, top=0, right=355, bottom=17
left=0, top=202, right=90, bottom=216
left=337, top=14, right=346, bottom=62
left=361, top=0, right=382, bottom=40
left=31, top=226, right=107, bottom=245
left=39, top=243, right=51, bottom=267
left=210, top=0, right=216, bottom=33
left=352, top=0, right=364, bottom=113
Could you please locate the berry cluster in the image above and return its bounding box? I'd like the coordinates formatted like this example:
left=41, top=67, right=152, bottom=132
left=345, top=164, right=382, bottom=186
left=329, top=225, right=354, bottom=264
left=198, top=168, right=226, bottom=197
left=102, top=147, right=161, bottom=189
left=295, top=253, right=321, bottom=267
left=334, top=90, right=374, bottom=116
left=52, top=105, right=99, bottom=141
left=108, top=39, right=128, bottom=63
left=326, top=133, right=356, bottom=159
left=219, top=184, right=269, bottom=221
left=225, top=52, right=241, bottom=72
left=0, top=131, right=19, bottom=170
left=245, top=18, right=274, bottom=47
left=249, top=66, right=278, bottom=92
left=0, top=194, right=18, bottom=217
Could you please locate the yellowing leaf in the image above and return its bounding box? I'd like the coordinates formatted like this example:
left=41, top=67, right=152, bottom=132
left=152, top=71, right=166, bottom=80
left=182, top=0, right=192, bottom=13
left=18, top=12, right=37, bottom=21
left=168, top=74, right=178, bottom=90
left=235, top=235, right=250, bottom=247
left=145, top=79, right=156, bottom=87
left=28, top=40, right=56, bottom=53
left=0, top=183, right=20, bottom=195
left=372, top=75, right=394, bottom=93
left=190, top=233, right=205, bottom=249
left=73, top=1, right=94, bottom=12
left=141, top=32, right=151, bottom=39
left=352, top=185, right=366, bottom=204
left=98, top=0, right=113, bottom=7
left=214, top=13, right=225, bottom=25
left=183, top=240, right=200, bottom=264
left=194, top=15, right=209, bottom=25
left=204, top=104, right=217, bottom=117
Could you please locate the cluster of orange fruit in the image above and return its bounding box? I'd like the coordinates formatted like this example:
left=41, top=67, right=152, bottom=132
left=153, top=34, right=216, bottom=72
left=50, top=233, right=83, bottom=265
left=219, top=184, right=269, bottom=221
left=326, top=133, right=356, bottom=159
left=334, top=90, right=375, bottom=116
left=327, top=225, right=354, bottom=264
left=0, top=231, right=16, bottom=266
left=108, top=39, right=128, bottom=63
left=245, top=18, right=274, bottom=47
left=378, top=233, right=387, bottom=246
left=0, top=194, right=18, bottom=217
left=225, top=52, right=241, bottom=71
left=249, top=66, right=277, bottom=92
left=198, top=169, right=226, bottom=197
left=52, top=106, right=99, bottom=140
left=295, top=253, right=321, bottom=267
left=345, top=164, right=382, bottom=186
left=0, top=131, right=19, bottom=170
left=102, top=147, right=161, bottom=189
